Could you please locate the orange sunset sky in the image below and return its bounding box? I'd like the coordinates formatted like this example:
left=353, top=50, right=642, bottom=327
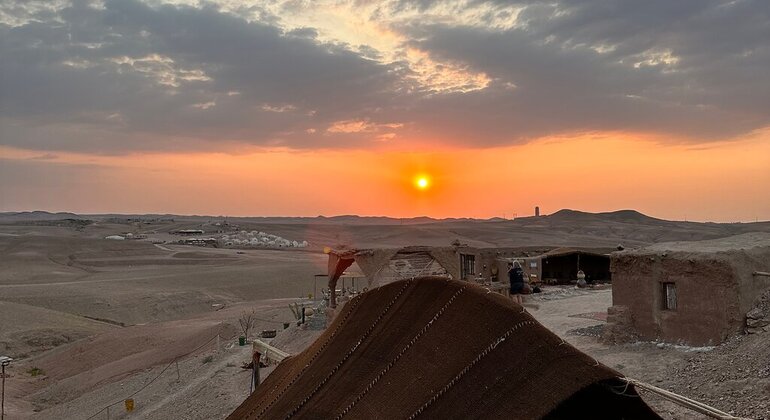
left=1, top=1, right=769, bottom=222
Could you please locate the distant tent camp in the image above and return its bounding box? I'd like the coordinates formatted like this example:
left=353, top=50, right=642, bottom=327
left=228, top=278, right=660, bottom=420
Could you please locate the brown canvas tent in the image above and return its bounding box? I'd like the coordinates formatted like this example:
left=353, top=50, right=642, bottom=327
left=229, top=278, right=660, bottom=419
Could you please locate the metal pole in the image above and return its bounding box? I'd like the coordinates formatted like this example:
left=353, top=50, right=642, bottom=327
left=1, top=363, right=5, bottom=420
left=0, top=358, right=13, bottom=420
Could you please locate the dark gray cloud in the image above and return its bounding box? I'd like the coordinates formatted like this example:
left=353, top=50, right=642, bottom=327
left=1, top=0, right=410, bottom=152
left=397, top=0, right=770, bottom=144
left=0, top=0, right=768, bottom=153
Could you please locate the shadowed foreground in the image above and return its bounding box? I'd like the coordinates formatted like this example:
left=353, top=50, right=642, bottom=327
left=229, top=278, right=660, bottom=419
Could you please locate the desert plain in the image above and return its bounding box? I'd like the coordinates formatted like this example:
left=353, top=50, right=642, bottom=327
left=1, top=210, right=769, bottom=419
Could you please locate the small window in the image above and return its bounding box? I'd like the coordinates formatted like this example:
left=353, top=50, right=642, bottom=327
left=460, top=254, right=475, bottom=278
left=662, top=282, right=677, bottom=310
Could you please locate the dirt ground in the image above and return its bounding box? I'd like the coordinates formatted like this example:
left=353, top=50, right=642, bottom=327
left=0, top=223, right=325, bottom=419
left=1, top=219, right=768, bottom=419
left=6, top=287, right=766, bottom=419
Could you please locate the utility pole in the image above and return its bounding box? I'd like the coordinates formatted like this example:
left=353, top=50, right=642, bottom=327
left=1, top=356, right=12, bottom=420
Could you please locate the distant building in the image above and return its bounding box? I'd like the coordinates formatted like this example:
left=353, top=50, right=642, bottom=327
left=179, top=237, right=217, bottom=247
left=535, top=206, right=540, bottom=217
left=174, top=229, right=205, bottom=236
left=122, top=233, right=147, bottom=240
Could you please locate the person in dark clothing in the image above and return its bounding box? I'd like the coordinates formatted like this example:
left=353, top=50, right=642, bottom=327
left=508, top=261, right=525, bottom=304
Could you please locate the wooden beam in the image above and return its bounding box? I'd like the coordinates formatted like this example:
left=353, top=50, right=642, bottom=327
left=252, top=339, right=291, bottom=364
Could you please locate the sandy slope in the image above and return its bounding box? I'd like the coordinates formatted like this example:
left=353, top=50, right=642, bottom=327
left=8, top=301, right=294, bottom=419
left=0, top=301, right=116, bottom=359
left=0, top=232, right=326, bottom=330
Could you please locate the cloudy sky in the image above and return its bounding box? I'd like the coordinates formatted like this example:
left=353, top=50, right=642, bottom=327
left=1, top=0, right=769, bottom=221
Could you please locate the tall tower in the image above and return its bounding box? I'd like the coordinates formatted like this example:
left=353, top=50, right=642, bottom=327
left=535, top=206, right=540, bottom=217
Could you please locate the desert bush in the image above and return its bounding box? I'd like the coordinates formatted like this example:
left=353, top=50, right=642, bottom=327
left=239, top=310, right=258, bottom=339
left=28, top=367, right=44, bottom=377
left=288, top=302, right=301, bottom=321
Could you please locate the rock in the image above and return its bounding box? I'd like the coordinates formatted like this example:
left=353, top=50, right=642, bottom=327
left=746, top=317, right=769, bottom=328
left=746, top=308, right=764, bottom=320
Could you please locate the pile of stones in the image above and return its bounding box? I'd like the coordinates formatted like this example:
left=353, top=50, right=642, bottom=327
left=746, top=289, right=770, bottom=334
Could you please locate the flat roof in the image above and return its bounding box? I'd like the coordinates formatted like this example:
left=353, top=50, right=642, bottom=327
left=620, top=232, right=770, bottom=254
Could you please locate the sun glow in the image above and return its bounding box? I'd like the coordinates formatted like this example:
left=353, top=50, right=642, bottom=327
left=2, top=130, right=769, bottom=221
left=415, top=176, right=430, bottom=190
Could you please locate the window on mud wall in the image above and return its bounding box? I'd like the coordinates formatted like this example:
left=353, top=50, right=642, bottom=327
left=461, top=254, right=475, bottom=278
left=661, top=282, right=677, bottom=310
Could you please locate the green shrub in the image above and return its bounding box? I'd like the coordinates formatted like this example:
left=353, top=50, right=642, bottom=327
left=28, top=367, right=44, bottom=377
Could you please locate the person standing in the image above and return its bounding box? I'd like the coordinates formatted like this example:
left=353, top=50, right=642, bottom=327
left=508, top=261, right=525, bottom=304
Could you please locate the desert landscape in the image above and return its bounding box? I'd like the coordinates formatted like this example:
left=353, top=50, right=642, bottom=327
left=3, top=1, right=769, bottom=418
left=1, top=211, right=768, bottom=419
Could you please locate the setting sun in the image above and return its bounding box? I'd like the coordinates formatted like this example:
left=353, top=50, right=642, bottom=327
left=416, top=176, right=430, bottom=190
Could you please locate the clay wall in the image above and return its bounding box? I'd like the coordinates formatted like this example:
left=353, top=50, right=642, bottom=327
left=495, top=257, right=542, bottom=285
left=355, top=248, right=455, bottom=288
left=731, top=247, right=770, bottom=315
left=353, top=249, right=399, bottom=287
left=465, top=247, right=554, bottom=283
left=469, top=249, right=502, bottom=280
left=612, top=253, right=740, bottom=346
left=521, top=257, right=543, bottom=283
left=429, top=248, right=463, bottom=280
